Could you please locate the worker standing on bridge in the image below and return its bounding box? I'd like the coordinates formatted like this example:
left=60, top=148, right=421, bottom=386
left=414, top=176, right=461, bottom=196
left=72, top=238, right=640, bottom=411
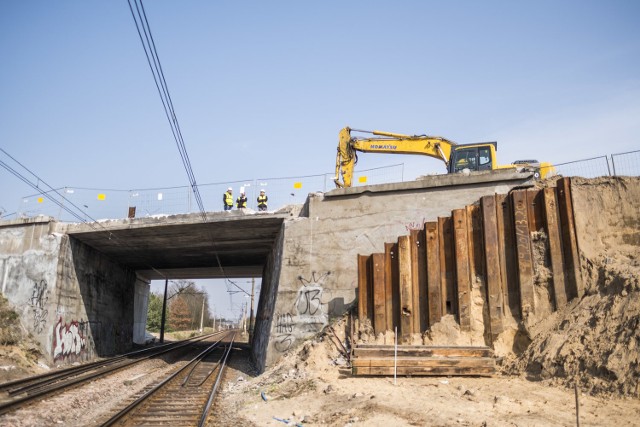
left=257, top=189, right=268, bottom=211
left=223, top=187, right=233, bottom=211
left=236, top=192, right=247, bottom=209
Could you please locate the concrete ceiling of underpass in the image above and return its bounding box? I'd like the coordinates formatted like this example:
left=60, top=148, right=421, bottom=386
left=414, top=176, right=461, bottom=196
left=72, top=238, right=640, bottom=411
left=64, top=212, right=287, bottom=280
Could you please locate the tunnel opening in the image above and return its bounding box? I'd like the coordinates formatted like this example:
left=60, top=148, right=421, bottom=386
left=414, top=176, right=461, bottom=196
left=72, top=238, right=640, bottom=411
left=63, top=212, right=286, bottom=369
left=147, top=277, right=263, bottom=344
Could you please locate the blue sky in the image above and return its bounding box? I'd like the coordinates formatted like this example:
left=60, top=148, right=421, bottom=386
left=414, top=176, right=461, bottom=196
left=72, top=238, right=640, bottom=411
left=1, top=1, right=639, bottom=318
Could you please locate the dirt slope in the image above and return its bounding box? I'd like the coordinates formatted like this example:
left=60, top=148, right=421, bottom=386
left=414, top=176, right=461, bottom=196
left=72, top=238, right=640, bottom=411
left=0, top=295, right=46, bottom=383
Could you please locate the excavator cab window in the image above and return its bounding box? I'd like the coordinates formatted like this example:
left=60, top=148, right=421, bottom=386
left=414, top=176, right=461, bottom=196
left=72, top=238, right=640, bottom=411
left=451, top=146, right=494, bottom=173
left=452, top=148, right=478, bottom=172
left=478, top=147, right=492, bottom=170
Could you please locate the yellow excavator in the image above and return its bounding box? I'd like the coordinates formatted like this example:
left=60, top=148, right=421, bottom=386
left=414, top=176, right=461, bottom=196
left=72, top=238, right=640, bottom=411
left=334, top=127, right=554, bottom=188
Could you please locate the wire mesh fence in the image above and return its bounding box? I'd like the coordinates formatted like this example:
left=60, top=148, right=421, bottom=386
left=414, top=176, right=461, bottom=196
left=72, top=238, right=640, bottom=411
left=611, top=149, right=640, bottom=177
left=541, top=155, right=611, bottom=179
left=9, top=151, right=639, bottom=222
left=13, top=164, right=405, bottom=221
left=17, top=187, right=131, bottom=223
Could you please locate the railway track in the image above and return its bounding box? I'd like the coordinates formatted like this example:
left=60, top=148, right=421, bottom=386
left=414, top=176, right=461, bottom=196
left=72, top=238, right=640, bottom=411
left=0, top=331, right=227, bottom=418
left=100, top=330, right=236, bottom=426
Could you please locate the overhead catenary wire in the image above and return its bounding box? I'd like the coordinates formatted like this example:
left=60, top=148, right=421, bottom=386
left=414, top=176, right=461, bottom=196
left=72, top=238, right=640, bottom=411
left=127, top=0, right=235, bottom=288
left=0, top=148, right=189, bottom=289
left=0, top=150, right=96, bottom=225
left=127, top=0, right=206, bottom=221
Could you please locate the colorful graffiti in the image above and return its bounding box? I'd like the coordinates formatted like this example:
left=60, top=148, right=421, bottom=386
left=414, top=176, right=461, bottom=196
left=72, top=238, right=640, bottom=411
left=52, top=318, right=86, bottom=361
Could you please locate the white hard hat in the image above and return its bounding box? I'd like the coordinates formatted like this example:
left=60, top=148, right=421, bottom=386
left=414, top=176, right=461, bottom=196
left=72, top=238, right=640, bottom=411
left=260, top=189, right=265, bottom=193
left=227, top=187, right=232, bottom=191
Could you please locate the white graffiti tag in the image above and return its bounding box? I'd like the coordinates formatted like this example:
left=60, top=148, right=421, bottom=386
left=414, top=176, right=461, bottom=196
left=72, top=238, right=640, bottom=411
left=53, top=319, right=86, bottom=360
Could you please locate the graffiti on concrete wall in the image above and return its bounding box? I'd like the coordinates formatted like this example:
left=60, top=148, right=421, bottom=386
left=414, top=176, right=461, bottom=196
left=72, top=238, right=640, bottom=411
left=405, top=217, right=427, bottom=232
left=273, top=271, right=331, bottom=353
left=29, top=279, right=49, bottom=334
left=295, top=286, right=323, bottom=316
left=52, top=318, right=87, bottom=361
left=274, top=312, right=294, bottom=352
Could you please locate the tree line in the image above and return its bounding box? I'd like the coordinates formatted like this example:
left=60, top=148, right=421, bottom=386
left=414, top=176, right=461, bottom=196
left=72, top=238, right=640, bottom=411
left=146, top=280, right=226, bottom=332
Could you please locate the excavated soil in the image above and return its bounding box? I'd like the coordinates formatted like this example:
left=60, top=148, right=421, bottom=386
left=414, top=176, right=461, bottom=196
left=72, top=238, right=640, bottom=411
left=216, top=315, right=640, bottom=426
left=501, top=176, right=640, bottom=396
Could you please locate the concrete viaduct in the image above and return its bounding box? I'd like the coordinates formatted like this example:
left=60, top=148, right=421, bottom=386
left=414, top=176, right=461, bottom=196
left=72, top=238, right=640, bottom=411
left=0, top=171, right=534, bottom=371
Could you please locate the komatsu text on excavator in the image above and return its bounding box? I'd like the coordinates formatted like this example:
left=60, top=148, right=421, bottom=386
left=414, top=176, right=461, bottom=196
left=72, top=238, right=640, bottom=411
left=334, top=127, right=554, bottom=188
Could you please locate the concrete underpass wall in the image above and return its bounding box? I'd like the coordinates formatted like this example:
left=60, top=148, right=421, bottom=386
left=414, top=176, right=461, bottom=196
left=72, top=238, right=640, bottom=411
left=252, top=224, right=285, bottom=372
left=0, top=218, right=140, bottom=365
left=133, top=276, right=151, bottom=345
left=58, top=237, right=137, bottom=359
left=0, top=218, right=62, bottom=360
left=263, top=172, right=535, bottom=369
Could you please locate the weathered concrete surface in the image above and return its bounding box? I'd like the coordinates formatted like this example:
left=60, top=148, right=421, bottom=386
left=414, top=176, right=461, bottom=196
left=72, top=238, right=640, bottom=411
left=0, top=216, right=141, bottom=363
left=0, top=211, right=288, bottom=367
left=133, top=276, right=150, bottom=345
left=64, top=210, right=288, bottom=279
left=251, top=226, right=285, bottom=372
left=0, top=217, right=61, bottom=358
left=262, top=170, right=535, bottom=368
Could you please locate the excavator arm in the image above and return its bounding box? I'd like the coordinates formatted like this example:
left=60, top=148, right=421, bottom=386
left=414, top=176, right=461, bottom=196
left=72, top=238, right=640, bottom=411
left=334, top=127, right=457, bottom=188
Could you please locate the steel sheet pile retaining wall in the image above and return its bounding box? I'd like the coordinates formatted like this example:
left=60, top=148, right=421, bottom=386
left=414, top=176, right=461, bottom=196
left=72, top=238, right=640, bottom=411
left=357, top=177, right=582, bottom=345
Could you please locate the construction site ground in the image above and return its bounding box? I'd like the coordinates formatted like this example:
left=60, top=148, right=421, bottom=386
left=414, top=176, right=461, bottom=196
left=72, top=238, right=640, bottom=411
left=216, top=327, right=640, bottom=427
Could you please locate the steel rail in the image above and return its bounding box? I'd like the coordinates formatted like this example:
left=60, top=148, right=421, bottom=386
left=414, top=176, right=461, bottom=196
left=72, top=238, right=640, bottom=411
left=100, top=330, right=235, bottom=427
left=0, top=340, right=179, bottom=395
left=198, top=331, right=236, bottom=427
left=0, top=331, right=224, bottom=416
left=1, top=332, right=219, bottom=398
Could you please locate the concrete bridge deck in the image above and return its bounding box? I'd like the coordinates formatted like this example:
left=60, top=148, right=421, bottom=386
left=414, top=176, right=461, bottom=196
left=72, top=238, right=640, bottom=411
left=65, top=211, right=288, bottom=280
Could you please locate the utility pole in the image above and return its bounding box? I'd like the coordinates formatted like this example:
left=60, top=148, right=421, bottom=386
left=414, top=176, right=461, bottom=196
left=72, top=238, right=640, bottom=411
left=199, top=295, right=205, bottom=333
left=160, top=279, right=168, bottom=343
left=249, top=277, right=255, bottom=343
left=242, top=302, right=247, bottom=334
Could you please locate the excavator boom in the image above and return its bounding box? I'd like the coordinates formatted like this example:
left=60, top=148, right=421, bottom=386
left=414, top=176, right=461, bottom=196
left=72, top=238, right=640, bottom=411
left=334, top=126, right=554, bottom=188
left=334, top=127, right=457, bottom=188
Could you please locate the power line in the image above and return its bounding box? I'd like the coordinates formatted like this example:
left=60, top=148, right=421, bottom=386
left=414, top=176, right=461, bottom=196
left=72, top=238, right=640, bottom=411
left=0, top=148, right=187, bottom=286
left=126, top=0, right=206, bottom=220
left=127, top=0, right=236, bottom=288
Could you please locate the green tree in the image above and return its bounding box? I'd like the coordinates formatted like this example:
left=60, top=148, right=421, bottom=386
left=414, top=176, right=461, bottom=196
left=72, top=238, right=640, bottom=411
left=146, top=292, right=164, bottom=332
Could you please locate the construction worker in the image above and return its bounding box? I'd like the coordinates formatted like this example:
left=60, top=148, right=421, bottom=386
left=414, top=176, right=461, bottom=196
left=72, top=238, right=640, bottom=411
left=257, top=189, right=268, bottom=212
left=223, top=187, right=233, bottom=211
left=236, top=192, right=247, bottom=209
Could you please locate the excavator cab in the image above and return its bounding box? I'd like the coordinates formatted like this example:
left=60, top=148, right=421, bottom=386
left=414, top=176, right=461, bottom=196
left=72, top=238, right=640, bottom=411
left=448, top=143, right=497, bottom=174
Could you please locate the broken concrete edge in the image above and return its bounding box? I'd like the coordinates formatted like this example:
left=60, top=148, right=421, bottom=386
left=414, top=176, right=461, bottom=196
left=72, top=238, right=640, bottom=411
left=61, top=210, right=293, bottom=234
left=0, top=210, right=298, bottom=233
left=325, top=170, right=536, bottom=197
left=0, top=215, right=57, bottom=228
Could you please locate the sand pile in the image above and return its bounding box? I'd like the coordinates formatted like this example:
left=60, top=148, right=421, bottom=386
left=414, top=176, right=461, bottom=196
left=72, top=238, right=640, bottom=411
left=504, top=176, right=640, bottom=396
left=504, top=255, right=640, bottom=396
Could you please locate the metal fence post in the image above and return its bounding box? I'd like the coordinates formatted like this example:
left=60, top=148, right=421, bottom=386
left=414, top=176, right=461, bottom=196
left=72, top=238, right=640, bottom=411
left=610, top=155, right=617, bottom=176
